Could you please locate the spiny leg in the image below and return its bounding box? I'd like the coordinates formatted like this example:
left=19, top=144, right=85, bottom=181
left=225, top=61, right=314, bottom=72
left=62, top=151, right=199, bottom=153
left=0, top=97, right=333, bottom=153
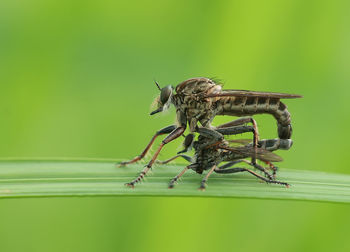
left=218, top=160, right=245, bottom=170
left=126, top=126, right=186, bottom=188
left=215, top=167, right=249, bottom=174
left=199, top=165, right=217, bottom=191
left=156, top=154, right=193, bottom=165
left=118, top=125, right=176, bottom=167
left=216, top=117, right=260, bottom=164
left=168, top=165, right=194, bottom=188
left=250, top=162, right=274, bottom=180
left=214, top=167, right=289, bottom=187
left=218, top=159, right=273, bottom=180
left=263, top=161, right=278, bottom=179
left=241, top=168, right=289, bottom=187
left=125, top=166, right=150, bottom=188
left=214, top=117, right=276, bottom=179
left=216, top=117, right=259, bottom=147
left=215, top=125, right=259, bottom=161
left=216, top=117, right=257, bottom=129
left=215, top=125, right=255, bottom=137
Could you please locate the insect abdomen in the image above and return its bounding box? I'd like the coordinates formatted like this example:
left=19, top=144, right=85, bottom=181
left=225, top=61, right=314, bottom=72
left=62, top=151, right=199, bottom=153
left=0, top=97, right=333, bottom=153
left=257, top=138, right=293, bottom=151
left=218, top=97, right=293, bottom=139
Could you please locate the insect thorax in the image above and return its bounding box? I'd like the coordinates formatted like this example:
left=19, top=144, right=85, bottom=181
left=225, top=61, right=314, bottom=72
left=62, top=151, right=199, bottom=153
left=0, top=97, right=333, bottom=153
left=172, top=78, right=222, bottom=130
left=192, top=137, right=229, bottom=173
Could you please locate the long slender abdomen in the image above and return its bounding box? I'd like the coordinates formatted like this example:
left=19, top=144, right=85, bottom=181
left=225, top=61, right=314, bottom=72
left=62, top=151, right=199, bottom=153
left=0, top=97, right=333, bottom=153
left=217, top=97, right=293, bottom=139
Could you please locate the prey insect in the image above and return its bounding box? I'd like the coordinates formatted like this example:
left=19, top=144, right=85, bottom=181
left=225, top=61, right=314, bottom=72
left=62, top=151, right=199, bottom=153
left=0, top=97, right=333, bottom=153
left=158, top=77, right=302, bottom=139
left=120, top=77, right=300, bottom=187
left=159, top=128, right=291, bottom=190
left=163, top=135, right=289, bottom=190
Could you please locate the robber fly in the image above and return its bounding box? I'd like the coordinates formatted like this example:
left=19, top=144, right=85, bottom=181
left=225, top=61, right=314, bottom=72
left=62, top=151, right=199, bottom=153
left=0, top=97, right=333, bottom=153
left=120, top=77, right=301, bottom=188
left=156, top=126, right=291, bottom=190
left=152, top=77, right=302, bottom=138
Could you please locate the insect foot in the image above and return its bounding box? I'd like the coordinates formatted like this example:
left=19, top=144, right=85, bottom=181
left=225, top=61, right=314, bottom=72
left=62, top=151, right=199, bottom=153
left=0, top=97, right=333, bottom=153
left=198, top=185, right=206, bottom=191
left=265, top=172, right=274, bottom=180
left=117, top=162, right=127, bottom=168
left=252, top=163, right=274, bottom=180
left=198, top=182, right=207, bottom=191
left=168, top=178, right=177, bottom=189
left=268, top=180, right=290, bottom=188
left=125, top=182, right=135, bottom=189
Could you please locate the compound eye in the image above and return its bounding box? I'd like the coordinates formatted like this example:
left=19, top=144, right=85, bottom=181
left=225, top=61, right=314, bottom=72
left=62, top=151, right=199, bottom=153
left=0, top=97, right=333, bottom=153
left=160, top=85, right=173, bottom=104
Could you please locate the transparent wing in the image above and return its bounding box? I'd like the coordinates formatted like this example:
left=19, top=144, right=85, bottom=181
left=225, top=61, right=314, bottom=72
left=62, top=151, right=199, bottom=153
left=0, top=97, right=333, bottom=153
left=205, top=89, right=302, bottom=99
left=219, top=146, right=283, bottom=162
left=227, top=139, right=252, bottom=146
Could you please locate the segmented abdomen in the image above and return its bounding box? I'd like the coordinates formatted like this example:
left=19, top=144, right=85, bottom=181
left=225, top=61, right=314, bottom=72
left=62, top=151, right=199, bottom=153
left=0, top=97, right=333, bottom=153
left=216, top=97, right=292, bottom=139
left=252, top=138, right=293, bottom=151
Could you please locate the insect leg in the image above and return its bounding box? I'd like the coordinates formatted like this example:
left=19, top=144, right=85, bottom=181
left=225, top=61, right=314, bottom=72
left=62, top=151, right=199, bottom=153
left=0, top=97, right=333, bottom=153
left=253, top=138, right=292, bottom=178
left=156, top=154, right=193, bottom=164
left=126, top=126, right=186, bottom=188
left=216, top=117, right=260, bottom=164
left=215, top=167, right=289, bottom=187
left=199, top=125, right=256, bottom=140
left=218, top=159, right=273, bottom=180
left=216, top=117, right=257, bottom=129
left=243, top=168, right=289, bottom=187
left=168, top=165, right=194, bottom=188
left=215, top=167, right=247, bottom=174
left=263, top=161, right=278, bottom=179
left=216, top=125, right=261, bottom=164
left=250, top=162, right=274, bottom=180
left=215, top=125, right=254, bottom=136
left=118, top=125, right=177, bottom=167
left=199, top=165, right=217, bottom=191
left=216, top=117, right=259, bottom=146
left=218, top=160, right=247, bottom=169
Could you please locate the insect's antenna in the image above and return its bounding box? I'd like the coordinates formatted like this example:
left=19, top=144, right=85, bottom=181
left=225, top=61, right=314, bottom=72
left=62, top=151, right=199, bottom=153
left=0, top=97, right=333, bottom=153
left=154, top=80, right=161, bottom=91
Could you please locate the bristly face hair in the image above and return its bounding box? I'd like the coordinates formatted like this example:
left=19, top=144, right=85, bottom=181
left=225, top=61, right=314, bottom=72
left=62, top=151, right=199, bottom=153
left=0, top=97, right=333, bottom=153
left=150, top=80, right=173, bottom=115
left=208, top=77, right=224, bottom=86
left=150, top=95, right=160, bottom=111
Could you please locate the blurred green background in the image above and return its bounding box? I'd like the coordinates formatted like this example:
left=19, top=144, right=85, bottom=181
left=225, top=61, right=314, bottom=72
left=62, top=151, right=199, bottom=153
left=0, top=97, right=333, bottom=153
left=0, top=0, right=349, bottom=251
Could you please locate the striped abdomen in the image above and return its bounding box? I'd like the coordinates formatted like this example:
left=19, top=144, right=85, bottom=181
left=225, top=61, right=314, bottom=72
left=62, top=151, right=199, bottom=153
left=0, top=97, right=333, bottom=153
left=249, top=138, right=293, bottom=151
left=216, top=96, right=293, bottom=139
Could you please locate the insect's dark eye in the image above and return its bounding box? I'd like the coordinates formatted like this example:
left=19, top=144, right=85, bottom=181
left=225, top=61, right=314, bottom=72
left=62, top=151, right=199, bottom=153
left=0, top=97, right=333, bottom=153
left=160, top=85, right=173, bottom=104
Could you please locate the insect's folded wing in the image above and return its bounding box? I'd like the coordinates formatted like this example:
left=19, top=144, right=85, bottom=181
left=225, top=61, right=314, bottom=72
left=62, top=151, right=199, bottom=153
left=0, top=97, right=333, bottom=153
left=222, top=146, right=283, bottom=162
left=205, top=90, right=303, bottom=99
left=227, top=139, right=252, bottom=146
left=252, top=148, right=284, bottom=162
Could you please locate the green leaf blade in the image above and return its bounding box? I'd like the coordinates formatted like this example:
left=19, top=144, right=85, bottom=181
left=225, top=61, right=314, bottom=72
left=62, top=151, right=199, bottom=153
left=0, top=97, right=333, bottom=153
left=0, top=159, right=349, bottom=203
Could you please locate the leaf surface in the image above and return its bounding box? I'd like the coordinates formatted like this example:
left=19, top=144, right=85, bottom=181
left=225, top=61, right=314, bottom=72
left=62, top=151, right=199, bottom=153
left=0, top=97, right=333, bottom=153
left=0, top=159, right=349, bottom=203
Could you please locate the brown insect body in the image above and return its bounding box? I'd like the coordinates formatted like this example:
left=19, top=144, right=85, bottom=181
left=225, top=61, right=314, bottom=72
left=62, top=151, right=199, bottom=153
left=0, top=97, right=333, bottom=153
left=172, top=77, right=301, bottom=139
left=172, top=78, right=220, bottom=132
left=120, top=77, right=300, bottom=188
